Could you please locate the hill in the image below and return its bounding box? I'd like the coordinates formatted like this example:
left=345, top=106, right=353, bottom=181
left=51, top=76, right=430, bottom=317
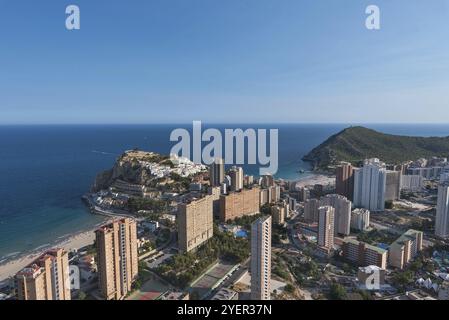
left=302, top=126, right=449, bottom=169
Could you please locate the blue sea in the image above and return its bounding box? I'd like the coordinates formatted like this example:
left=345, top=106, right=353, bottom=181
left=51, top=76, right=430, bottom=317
left=1, top=123, right=449, bottom=261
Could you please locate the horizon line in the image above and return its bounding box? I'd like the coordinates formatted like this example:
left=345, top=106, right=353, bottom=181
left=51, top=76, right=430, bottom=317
left=2, top=122, right=449, bottom=126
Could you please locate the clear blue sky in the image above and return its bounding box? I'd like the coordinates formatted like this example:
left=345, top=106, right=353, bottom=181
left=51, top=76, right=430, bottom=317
left=1, top=0, right=449, bottom=124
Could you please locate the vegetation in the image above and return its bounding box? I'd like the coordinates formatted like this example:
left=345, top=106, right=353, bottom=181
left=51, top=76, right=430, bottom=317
left=328, top=283, right=348, bottom=300
left=155, top=226, right=250, bottom=288
left=303, top=126, right=449, bottom=169
left=128, top=197, right=167, bottom=213
left=289, top=259, right=321, bottom=286
left=357, top=229, right=397, bottom=246
left=229, top=214, right=262, bottom=229
left=391, top=270, right=414, bottom=292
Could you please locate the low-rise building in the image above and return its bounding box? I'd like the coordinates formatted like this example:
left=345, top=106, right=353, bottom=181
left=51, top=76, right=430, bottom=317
left=342, top=238, right=388, bottom=269
left=388, top=229, right=423, bottom=269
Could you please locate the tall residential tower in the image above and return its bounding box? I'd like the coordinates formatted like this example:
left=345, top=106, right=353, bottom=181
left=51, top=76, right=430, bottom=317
left=251, top=215, right=272, bottom=300
left=96, top=218, right=138, bottom=300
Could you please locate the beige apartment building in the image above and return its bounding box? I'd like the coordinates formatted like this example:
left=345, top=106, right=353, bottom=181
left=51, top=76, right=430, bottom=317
left=178, top=194, right=214, bottom=252
left=15, top=248, right=71, bottom=300
left=219, top=187, right=260, bottom=222
left=318, top=206, right=335, bottom=250
left=389, top=229, right=423, bottom=269
left=96, top=218, right=138, bottom=300
left=342, top=238, right=388, bottom=269
left=271, top=205, right=285, bottom=225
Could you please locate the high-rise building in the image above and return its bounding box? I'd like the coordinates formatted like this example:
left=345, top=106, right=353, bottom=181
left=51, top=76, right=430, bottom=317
left=15, top=248, right=71, bottom=300
left=260, top=174, right=275, bottom=188
left=320, top=194, right=352, bottom=236
left=244, top=175, right=254, bottom=187
left=251, top=215, right=271, bottom=301
left=435, top=173, right=449, bottom=238
left=353, top=158, right=387, bottom=212
left=389, top=229, right=423, bottom=269
left=342, top=238, right=387, bottom=269
left=401, top=175, right=424, bottom=192
left=288, top=197, right=297, bottom=214
left=209, top=158, right=224, bottom=187
left=96, top=218, right=138, bottom=300
left=385, top=170, right=402, bottom=201
left=317, top=206, right=335, bottom=250
left=336, top=162, right=354, bottom=200
left=350, top=208, right=370, bottom=232
left=219, top=187, right=260, bottom=222
left=304, top=198, right=320, bottom=223
left=208, top=186, right=222, bottom=219
left=271, top=205, right=285, bottom=225
left=178, top=195, right=214, bottom=252
left=229, top=166, right=244, bottom=191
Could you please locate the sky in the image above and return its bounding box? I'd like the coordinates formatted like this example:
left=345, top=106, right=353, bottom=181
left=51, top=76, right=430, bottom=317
left=0, top=0, right=449, bottom=124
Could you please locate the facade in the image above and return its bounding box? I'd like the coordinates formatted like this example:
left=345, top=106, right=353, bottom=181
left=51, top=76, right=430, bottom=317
left=317, top=206, right=335, bottom=250
left=342, top=238, right=388, bottom=269
left=209, top=158, right=224, bottom=187
left=208, top=186, right=222, bottom=219
left=389, top=229, right=423, bottom=269
left=401, top=175, right=424, bottom=192
left=219, top=187, right=260, bottom=222
left=229, top=166, right=244, bottom=191
left=251, top=215, right=272, bottom=301
left=320, top=194, right=352, bottom=236
left=260, top=174, right=275, bottom=188
left=353, top=158, right=387, bottom=212
left=435, top=173, right=449, bottom=238
left=288, top=197, right=297, bottom=213
left=15, top=248, right=71, bottom=300
left=385, top=170, right=402, bottom=201
left=259, top=188, right=269, bottom=206
left=407, top=166, right=446, bottom=180
left=244, top=175, right=254, bottom=187
left=336, top=162, right=354, bottom=200
left=304, top=198, right=320, bottom=223
left=178, top=195, right=214, bottom=252
left=350, top=208, right=370, bottom=232
left=271, top=205, right=285, bottom=225
left=96, top=218, right=138, bottom=300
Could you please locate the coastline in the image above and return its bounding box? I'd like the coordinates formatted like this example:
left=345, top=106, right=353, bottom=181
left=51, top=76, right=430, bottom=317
left=0, top=173, right=331, bottom=282
left=0, top=220, right=112, bottom=282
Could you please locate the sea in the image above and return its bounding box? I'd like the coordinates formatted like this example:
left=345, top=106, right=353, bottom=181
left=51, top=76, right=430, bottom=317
left=1, top=123, right=449, bottom=261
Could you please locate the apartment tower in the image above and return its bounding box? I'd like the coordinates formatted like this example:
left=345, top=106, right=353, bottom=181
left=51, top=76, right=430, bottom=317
left=96, top=218, right=138, bottom=300
left=318, top=206, right=335, bottom=250
left=353, top=158, right=387, bottom=212
left=251, top=215, right=272, bottom=300
left=178, top=194, right=214, bottom=252
left=336, top=162, right=354, bottom=200
left=209, top=158, right=225, bottom=187
left=15, top=248, right=71, bottom=300
left=435, top=172, right=449, bottom=238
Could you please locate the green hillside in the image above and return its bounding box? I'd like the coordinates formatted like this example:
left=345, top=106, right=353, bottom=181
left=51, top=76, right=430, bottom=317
left=303, top=126, right=449, bottom=169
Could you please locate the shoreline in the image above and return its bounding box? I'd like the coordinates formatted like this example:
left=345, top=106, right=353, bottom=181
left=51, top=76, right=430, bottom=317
left=0, top=174, right=334, bottom=282
left=0, top=219, right=113, bottom=282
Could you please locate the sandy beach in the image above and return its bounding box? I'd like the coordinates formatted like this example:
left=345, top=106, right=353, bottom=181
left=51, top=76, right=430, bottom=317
left=295, top=173, right=335, bottom=188
left=0, top=222, right=111, bottom=282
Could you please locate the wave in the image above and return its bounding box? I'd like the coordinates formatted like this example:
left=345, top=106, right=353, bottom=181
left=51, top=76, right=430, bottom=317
left=91, top=150, right=117, bottom=156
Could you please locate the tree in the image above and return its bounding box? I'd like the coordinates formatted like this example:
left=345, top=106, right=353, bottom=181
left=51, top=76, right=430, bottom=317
left=78, top=291, right=87, bottom=300
left=284, top=284, right=295, bottom=294
left=328, top=283, right=347, bottom=300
